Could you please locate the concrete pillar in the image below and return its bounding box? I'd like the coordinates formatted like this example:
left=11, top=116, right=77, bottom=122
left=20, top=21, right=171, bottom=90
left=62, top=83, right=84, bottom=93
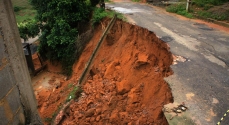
left=0, top=0, right=42, bottom=124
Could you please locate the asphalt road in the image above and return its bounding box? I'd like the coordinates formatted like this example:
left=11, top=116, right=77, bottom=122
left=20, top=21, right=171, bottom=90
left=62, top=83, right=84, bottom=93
left=106, top=2, right=229, bottom=125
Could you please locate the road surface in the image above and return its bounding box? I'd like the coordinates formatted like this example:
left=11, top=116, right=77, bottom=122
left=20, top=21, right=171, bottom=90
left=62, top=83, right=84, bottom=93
left=106, top=1, right=229, bottom=125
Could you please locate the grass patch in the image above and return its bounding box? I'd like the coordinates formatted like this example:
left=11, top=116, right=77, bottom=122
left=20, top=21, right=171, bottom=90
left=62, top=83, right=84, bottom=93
left=197, top=11, right=229, bottom=21
left=193, top=0, right=227, bottom=7
left=15, top=9, right=37, bottom=23
left=166, top=2, right=229, bottom=21
left=166, top=4, right=194, bottom=18
left=66, top=86, right=83, bottom=102
left=12, top=0, right=36, bottom=23
left=92, top=8, right=126, bottom=25
left=68, top=83, right=73, bottom=88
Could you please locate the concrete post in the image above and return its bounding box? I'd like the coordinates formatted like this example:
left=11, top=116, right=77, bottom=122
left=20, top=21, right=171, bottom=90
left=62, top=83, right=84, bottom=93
left=0, top=0, right=42, bottom=124
left=186, top=0, right=190, bottom=12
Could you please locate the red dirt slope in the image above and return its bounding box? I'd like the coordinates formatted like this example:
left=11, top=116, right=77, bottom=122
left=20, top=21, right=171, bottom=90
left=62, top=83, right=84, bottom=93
left=61, top=19, right=174, bottom=125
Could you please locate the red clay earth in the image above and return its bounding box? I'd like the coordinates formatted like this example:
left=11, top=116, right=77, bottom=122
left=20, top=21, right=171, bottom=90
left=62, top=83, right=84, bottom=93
left=32, top=53, right=42, bottom=71
left=34, top=18, right=174, bottom=125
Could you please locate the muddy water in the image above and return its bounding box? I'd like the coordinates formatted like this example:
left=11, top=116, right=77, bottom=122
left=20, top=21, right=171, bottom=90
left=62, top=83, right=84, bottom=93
left=35, top=19, right=174, bottom=125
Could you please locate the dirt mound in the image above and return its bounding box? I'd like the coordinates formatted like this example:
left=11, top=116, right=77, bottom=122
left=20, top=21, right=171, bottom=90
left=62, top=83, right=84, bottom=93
left=60, top=19, right=174, bottom=124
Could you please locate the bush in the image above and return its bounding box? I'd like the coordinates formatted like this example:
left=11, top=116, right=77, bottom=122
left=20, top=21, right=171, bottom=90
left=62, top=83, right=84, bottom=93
left=66, top=86, right=82, bottom=102
left=92, top=8, right=125, bottom=25
left=92, top=8, right=108, bottom=24
left=17, top=19, right=40, bottom=41
left=14, top=6, right=21, bottom=12
left=30, top=0, right=92, bottom=75
left=197, top=11, right=229, bottom=21
left=193, top=0, right=229, bottom=6
left=90, top=0, right=100, bottom=7
left=166, top=4, right=186, bottom=13
left=166, top=4, right=193, bottom=18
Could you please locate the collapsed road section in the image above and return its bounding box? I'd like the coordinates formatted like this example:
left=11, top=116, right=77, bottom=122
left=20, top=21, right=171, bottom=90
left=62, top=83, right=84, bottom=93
left=34, top=18, right=174, bottom=125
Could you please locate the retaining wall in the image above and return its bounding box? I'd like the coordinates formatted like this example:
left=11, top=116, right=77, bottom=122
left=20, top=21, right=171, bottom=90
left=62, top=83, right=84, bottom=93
left=0, top=0, right=42, bottom=124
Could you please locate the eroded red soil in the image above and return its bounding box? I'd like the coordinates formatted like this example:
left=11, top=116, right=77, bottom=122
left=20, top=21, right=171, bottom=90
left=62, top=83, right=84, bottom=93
left=35, top=19, right=174, bottom=125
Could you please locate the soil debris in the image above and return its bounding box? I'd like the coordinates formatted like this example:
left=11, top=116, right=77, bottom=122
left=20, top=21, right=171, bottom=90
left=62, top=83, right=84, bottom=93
left=34, top=19, right=174, bottom=125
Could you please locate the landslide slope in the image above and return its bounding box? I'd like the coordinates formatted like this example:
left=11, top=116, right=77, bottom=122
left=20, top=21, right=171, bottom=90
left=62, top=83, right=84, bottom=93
left=62, top=19, right=174, bottom=125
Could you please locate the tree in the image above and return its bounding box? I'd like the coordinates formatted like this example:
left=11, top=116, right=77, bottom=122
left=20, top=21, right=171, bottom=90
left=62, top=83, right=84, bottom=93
left=29, top=0, right=93, bottom=75
left=90, top=0, right=100, bottom=7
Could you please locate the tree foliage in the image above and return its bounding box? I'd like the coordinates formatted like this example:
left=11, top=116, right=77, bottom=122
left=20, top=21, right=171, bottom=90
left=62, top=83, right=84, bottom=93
left=29, top=0, right=96, bottom=75
left=90, top=0, right=100, bottom=7
left=17, top=19, right=40, bottom=41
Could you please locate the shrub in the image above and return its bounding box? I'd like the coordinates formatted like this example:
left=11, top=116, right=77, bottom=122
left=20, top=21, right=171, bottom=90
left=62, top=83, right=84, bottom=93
left=92, top=8, right=108, bottom=24
left=17, top=19, right=40, bottom=41
left=193, top=0, right=229, bottom=6
left=66, top=86, right=82, bottom=102
left=92, top=8, right=125, bottom=25
left=14, top=6, right=21, bottom=12
left=166, top=4, right=193, bottom=18
left=166, top=4, right=186, bottom=13
left=197, top=11, right=229, bottom=21
left=30, top=0, right=92, bottom=75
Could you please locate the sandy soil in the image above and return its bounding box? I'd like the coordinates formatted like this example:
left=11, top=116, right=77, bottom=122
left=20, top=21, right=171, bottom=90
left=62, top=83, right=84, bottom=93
left=34, top=18, right=174, bottom=125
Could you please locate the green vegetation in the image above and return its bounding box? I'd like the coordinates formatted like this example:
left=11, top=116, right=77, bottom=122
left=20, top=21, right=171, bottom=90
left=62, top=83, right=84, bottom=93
left=12, top=0, right=36, bottom=23
left=15, top=0, right=124, bottom=76
left=166, top=0, right=229, bottom=21
left=66, top=86, right=82, bottom=102
left=166, top=4, right=193, bottom=18
left=68, top=83, right=73, bottom=88
left=29, top=0, right=96, bottom=75
left=197, top=11, right=229, bottom=21
left=17, top=19, right=39, bottom=41
left=193, top=0, right=228, bottom=7
left=92, top=8, right=125, bottom=25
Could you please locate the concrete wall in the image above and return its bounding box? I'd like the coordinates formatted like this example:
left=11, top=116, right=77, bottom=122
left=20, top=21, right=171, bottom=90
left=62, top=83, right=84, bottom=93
left=0, top=0, right=42, bottom=124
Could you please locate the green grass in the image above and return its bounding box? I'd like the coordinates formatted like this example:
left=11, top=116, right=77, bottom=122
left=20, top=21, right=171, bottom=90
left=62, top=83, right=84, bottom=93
left=66, top=86, right=82, bottom=102
left=92, top=8, right=126, bottom=25
left=12, top=0, right=36, bottom=23
left=166, top=4, right=194, bottom=18
left=166, top=2, right=229, bottom=21
left=193, top=0, right=228, bottom=7
left=197, top=11, right=229, bottom=21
